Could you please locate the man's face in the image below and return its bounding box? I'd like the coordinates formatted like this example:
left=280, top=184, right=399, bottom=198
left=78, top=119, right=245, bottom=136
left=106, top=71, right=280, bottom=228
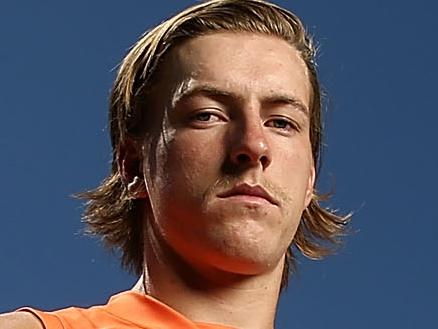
left=142, top=32, right=315, bottom=276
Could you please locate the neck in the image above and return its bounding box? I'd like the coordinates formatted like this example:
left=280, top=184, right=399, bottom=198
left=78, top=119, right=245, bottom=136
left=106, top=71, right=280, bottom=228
left=132, top=229, right=284, bottom=329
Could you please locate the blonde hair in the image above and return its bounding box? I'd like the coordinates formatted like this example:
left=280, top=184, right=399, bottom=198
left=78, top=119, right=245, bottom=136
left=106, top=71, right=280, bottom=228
left=79, top=0, right=350, bottom=289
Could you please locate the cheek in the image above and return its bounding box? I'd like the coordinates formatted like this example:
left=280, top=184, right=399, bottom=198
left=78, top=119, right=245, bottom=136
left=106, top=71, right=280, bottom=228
left=175, top=128, right=224, bottom=165
left=152, top=131, right=223, bottom=197
left=277, top=137, right=312, bottom=172
left=275, top=145, right=313, bottom=206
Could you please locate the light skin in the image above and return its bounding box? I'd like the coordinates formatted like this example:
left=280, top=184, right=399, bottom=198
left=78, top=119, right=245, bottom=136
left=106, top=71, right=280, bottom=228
left=131, top=32, right=315, bottom=329
left=1, top=32, right=314, bottom=329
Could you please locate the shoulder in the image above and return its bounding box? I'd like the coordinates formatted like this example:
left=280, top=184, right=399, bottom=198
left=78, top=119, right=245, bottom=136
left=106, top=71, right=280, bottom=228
left=0, top=312, right=44, bottom=329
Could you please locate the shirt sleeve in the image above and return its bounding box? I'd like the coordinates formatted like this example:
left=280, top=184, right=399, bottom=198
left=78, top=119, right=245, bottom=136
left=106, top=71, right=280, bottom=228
left=17, top=308, right=64, bottom=329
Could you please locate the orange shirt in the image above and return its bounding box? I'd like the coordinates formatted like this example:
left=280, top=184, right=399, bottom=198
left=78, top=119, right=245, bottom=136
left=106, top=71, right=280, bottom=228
left=19, top=290, right=235, bottom=329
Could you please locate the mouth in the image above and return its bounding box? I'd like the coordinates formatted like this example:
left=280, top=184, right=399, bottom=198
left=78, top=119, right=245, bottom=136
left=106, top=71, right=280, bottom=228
left=217, top=183, right=278, bottom=206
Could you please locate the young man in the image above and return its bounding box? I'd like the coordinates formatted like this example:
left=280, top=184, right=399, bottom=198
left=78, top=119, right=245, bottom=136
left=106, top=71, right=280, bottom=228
left=1, top=0, right=349, bottom=328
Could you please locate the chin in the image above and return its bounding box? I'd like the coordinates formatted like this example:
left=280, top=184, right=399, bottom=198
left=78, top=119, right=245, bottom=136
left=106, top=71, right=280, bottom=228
left=203, top=233, right=289, bottom=276
left=188, top=213, right=294, bottom=274
left=213, top=253, right=286, bottom=277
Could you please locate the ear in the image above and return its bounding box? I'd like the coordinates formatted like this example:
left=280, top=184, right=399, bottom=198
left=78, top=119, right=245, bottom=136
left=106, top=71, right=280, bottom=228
left=117, top=137, right=148, bottom=199
left=304, top=163, right=316, bottom=209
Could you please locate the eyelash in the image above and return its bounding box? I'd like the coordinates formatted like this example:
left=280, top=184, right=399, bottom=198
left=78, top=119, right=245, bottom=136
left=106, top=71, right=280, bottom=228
left=266, top=117, right=299, bottom=132
left=189, top=109, right=225, bottom=125
left=189, top=110, right=300, bottom=133
left=193, top=112, right=218, bottom=122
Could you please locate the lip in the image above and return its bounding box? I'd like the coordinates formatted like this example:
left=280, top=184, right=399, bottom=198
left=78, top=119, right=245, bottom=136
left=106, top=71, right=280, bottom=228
left=217, top=183, right=278, bottom=206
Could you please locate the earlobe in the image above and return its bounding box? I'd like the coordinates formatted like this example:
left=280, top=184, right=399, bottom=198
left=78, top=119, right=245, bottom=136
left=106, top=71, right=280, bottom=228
left=127, top=175, right=148, bottom=199
left=117, top=137, right=148, bottom=199
left=304, top=165, right=316, bottom=208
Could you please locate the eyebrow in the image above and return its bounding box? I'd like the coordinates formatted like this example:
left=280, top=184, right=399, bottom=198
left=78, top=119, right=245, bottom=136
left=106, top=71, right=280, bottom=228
left=172, top=83, right=309, bottom=117
left=172, top=84, right=236, bottom=107
left=262, top=94, right=309, bottom=117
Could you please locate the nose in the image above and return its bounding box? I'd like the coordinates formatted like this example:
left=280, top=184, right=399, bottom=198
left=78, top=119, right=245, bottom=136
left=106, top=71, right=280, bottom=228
left=229, top=117, right=272, bottom=170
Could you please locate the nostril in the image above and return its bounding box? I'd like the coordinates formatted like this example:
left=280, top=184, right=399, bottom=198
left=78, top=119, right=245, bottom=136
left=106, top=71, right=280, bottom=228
left=259, top=155, right=269, bottom=168
left=236, top=153, right=251, bottom=163
left=234, top=153, right=270, bottom=168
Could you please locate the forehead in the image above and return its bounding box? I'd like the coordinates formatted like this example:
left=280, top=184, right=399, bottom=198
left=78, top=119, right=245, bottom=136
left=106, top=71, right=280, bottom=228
left=157, top=32, right=311, bottom=107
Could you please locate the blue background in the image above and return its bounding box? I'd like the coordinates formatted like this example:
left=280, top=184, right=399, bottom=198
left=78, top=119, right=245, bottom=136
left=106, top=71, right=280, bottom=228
left=1, top=1, right=437, bottom=328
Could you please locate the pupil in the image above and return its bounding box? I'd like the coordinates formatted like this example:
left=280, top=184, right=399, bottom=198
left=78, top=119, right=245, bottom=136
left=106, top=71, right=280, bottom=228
left=197, top=113, right=211, bottom=121
left=275, top=120, right=286, bottom=128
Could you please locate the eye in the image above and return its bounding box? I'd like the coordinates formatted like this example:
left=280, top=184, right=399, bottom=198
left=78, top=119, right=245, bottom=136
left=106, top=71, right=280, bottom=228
left=266, top=117, right=299, bottom=132
left=193, top=112, right=217, bottom=122
left=188, top=109, right=227, bottom=127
